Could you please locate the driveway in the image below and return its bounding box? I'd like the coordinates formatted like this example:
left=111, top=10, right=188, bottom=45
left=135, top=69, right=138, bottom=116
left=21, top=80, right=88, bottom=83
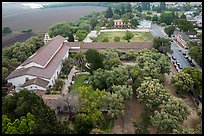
left=83, top=30, right=97, bottom=43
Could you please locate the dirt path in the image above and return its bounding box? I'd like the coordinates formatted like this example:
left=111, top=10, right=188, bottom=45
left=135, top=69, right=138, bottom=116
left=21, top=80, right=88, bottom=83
left=111, top=96, right=144, bottom=134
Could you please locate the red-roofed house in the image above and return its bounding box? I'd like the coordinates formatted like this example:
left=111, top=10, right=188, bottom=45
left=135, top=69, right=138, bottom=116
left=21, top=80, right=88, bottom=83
left=6, top=35, right=70, bottom=91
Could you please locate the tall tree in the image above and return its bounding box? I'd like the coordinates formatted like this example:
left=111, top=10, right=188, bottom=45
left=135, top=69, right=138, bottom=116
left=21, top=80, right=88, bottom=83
left=153, top=37, right=171, bottom=53
left=85, top=49, right=104, bottom=74
left=182, top=68, right=202, bottom=95
left=173, top=19, right=194, bottom=32
left=160, top=12, right=174, bottom=25
left=130, top=18, right=139, bottom=28
left=123, top=30, right=134, bottom=42
left=171, top=71, right=194, bottom=93
left=189, top=46, right=202, bottom=67
left=164, top=26, right=176, bottom=37
left=105, top=7, right=113, bottom=18
left=137, top=79, right=171, bottom=110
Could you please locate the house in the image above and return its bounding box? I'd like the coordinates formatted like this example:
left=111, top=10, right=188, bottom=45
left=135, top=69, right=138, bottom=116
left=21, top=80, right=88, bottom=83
left=174, top=31, right=189, bottom=49
left=113, top=19, right=131, bottom=28
left=6, top=35, right=70, bottom=92
left=165, top=2, right=176, bottom=8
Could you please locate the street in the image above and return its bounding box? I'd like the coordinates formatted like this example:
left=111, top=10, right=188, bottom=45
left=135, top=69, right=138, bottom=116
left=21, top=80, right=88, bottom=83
left=150, top=23, right=195, bottom=69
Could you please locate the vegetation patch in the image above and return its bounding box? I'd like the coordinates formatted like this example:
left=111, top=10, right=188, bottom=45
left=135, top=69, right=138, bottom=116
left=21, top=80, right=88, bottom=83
left=69, top=75, right=91, bottom=94
left=95, top=32, right=153, bottom=42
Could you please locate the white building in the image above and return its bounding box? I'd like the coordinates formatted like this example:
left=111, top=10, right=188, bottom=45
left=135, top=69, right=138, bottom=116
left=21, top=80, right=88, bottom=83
left=44, top=33, right=52, bottom=44
left=6, top=35, right=70, bottom=92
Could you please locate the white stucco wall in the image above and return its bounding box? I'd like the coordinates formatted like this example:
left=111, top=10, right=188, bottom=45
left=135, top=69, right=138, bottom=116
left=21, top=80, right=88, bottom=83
left=24, top=84, right=46, bottom=91
left=7, top=75, right=37, bottom=87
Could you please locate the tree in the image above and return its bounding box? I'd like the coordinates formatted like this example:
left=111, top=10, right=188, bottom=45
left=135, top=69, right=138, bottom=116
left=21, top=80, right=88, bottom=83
left=114, top=36, right=120, bottom=42
left=123, top=30, right=134, bottom=42
left=112, top=85, right=133, bottom=100
left=76, top=30, right=89, bottom=42
left=75, top=51, right=86, bottom=71
left=137, top=5, right=142, bottom=12
left=85, top=49, right=104, bottom=74
left=61, top=57, right=74, bottom=75
left=103, top=58, right=122, bottom=70
left=171, top=71, right=194, bottom=93
left=108, top=91, right=125, bottom=118
left=160, top=2, right=166, bottom=11
left=180, top=13, right=186, bottom=19
left=102, top=37, right=109, bottom=42
left=2, top=27, right=12, bottom=34
left=107, top=19, right=114, bottom=27
left=48, top=22, right=74, bottom=38
left=182, top=68, right=202, bottom=95
left=105, top=7, right=113, bottom=18
left=120, top=5, right=126, bottom=15
left=173, top=19, right=194, bottom=32
left=2, top=89, right=70, bottom=134
left=137, top=79, right=171, bottom=110
left=90, top=18, right=98, bottom=29
left=73, top=113, right=93, bottom=134
left=189, top=46, right=202, bottom=67
left=164, top=26, right=175, bottom=37
left=160, top=12, right=174, bottom=25
left=125, top=49, right=137, bottom=60
left=122, top=14, right=129, bottom=24
left=2, top=67, right=9, bottom=80
left=159, top=96, right=190, bottom=122
left=172, top=127, right=195, bottom=134
left=153, top=37, right=171, bottom=53
left=152, top=15, right=159, bottom=22
left=78, top=86, right=110, bottom=127
left=130, top=18, right=139, bottom=28
left=2, top=113, right=36, bottom=134
left=89, top=66, right=129, bottom=91
left=151, top=110, right=179, bottom=133
left=68, top=33, right=74, bottom=42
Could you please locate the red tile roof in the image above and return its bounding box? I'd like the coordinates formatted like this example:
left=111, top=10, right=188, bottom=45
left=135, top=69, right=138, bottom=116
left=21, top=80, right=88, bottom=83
left=6, top=40, right=70, bottom=80
left=22, top=77, right=49, bottom=88
left=68, top=42, right=153, bottom=52
left=21, top=35, right=65, bottom=67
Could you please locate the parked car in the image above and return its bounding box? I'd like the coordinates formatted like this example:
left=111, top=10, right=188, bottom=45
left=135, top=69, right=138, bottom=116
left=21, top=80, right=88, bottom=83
left=179, top=49, right=181, bottom=52
left=178, top=64, right=183, bottom=69
left=184, top=55, right=188, bottom=59
left=176, top=60, right=180, bottom=65
left=190, top=62, right=195, bottom=67
left=172, top=56, right=176, bottom=60
left=183, top=52, right=186, bottom=56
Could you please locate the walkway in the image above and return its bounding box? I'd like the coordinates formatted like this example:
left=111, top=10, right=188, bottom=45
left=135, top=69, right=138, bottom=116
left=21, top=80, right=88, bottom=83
left=83, top=30, right=97, bottom=43
left=61, top=66, right=77, bottom=95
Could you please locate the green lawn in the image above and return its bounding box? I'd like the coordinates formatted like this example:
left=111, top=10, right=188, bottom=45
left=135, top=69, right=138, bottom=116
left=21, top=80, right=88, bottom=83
left=96, top=32, right=153, bottom=42
left=69, top=74, right=91, bottom=94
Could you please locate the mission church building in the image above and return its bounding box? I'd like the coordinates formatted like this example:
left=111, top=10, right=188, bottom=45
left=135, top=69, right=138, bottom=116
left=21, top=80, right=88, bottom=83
left=6, top=35, right=70, bottom=91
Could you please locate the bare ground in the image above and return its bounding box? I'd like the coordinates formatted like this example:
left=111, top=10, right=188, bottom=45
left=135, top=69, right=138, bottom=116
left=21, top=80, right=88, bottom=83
left=162, top=66, right=202, bottom=130
left=111, top=96, right=145, bottom=134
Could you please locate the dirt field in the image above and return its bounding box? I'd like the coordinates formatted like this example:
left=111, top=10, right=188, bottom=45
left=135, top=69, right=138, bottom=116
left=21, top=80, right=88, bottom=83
left=2, top=32, right=37, bottom=48
left=2, top=6, right=107, bottom=33
left=111, top=96, right=145, bottom=134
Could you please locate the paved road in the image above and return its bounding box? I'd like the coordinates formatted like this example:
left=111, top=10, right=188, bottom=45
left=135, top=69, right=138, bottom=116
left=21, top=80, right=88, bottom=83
left=171, top=41, right=193, bottom=69
left=150, top=24, right=168, bottom=37
left=150, top=24, right=202, bottom=70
